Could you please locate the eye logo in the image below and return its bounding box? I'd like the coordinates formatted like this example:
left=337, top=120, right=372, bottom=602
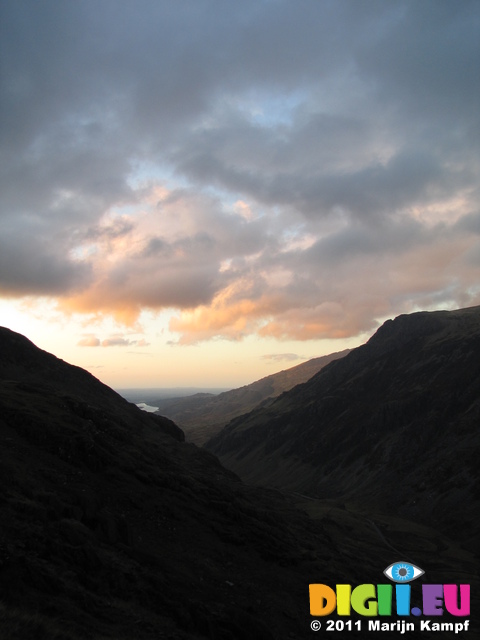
left=384, top=561, right=424, bottom=583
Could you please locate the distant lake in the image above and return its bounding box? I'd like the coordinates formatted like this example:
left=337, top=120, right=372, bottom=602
left=136, top=402, right=159, bottom=413
left=118, top=387, right=231, bottom=401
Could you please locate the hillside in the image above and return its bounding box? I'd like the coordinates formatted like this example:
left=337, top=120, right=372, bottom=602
left=1, top=326, right=478, bottom=639
left=206, top=307, right=480, bottom=552
left=0, top=327, right=408, bottom=639
left=0, top=327, right=328, bottom=639
left=151, top=350, right=350, bottom=445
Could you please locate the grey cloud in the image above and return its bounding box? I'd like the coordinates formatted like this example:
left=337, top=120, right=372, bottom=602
left=101, top=337, right=134, bottom=347
left=140, top=237, right=173, bottom=259
left=463, top=244, right=480, bottom=267
left=0, top=215, right=92, bottom=295
left=152, top=189, right=270, bottom=263
left=454, top=211, right=480, bottom=235
left=84, top=219, right=135, bottom=242
left=1, top=0, right=479, bottom=334
left=172, top=105, right=464, bottom=223
left=261, top=353, right=301, bottom=363
left=356, top=0, right=480, bottom=124
left=120, top=265, right=222, bottom=310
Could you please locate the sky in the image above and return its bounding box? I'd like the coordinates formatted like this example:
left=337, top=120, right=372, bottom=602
left=1, top=0, right=479, bottom=389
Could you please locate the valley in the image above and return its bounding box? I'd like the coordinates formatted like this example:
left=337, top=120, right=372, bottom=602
left=1, top=310, right=479, bottom=639
left=130, top=350, right=350, bottom=446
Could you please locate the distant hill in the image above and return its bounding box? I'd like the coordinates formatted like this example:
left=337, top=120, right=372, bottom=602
left=206, top=306, right=480, bottom=552
left=118, top=387, right=231, bottom=404
left=152, top=350, right=350, bottom=445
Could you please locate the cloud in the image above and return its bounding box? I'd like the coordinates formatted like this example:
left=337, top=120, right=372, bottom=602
left=77, top=333, right=150, bottom=347
left=57, top=187, right=271, bottom=324
left=261, top=353, right=301, bottom=363
left=77, top=335, right=101, bottom=347
left=101, top=336, right=133, bottom=347
left=1, top=0, right=479, bottom=343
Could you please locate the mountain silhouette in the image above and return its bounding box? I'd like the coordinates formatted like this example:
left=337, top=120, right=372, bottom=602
left=206, top=306, right=480, bottom=552
left=1, top=324, right=478, bottom=638
left=0, top=327, right=331, bottom=638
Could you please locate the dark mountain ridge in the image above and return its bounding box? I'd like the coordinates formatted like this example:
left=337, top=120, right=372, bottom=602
left=0, top=327, right=329, bottom=639
left=0, top=326, right=406, bottom=639
left=206, top=306, right=480, bottom=552
left=1, top=324, right=478, bottom=639
left=0, top=327, right=184, bottom=442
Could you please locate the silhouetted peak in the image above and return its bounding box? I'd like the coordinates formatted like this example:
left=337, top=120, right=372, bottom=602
left=366, top=305, right=480, bottom=353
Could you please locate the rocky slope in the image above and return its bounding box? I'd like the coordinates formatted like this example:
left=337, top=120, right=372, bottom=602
left=152, top=350, right=350, bottom=445
left=206, top=307, right=480, bottom=552
left=1, top=326, right=478, bottom=639
left=0, top=327, right=325, bottom=639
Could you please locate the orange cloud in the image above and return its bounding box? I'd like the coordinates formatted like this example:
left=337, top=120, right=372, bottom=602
left=62, top=293, right=142, bottom=327
left=166, top=230, right=480, bottom=344
left=169, top=280, right=265, bottom=343
left=52, top=184, right=480, bottom=345
left=77, top=332, right=149, bottom=347
left=77, top=334, right=101, bottom=347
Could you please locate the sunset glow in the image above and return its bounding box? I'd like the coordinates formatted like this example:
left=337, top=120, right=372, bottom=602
left=1, top=1, right=479, bottom=388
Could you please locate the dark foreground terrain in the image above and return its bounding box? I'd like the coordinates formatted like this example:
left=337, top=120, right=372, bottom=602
left=0, top=322, right=478, bottom=639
